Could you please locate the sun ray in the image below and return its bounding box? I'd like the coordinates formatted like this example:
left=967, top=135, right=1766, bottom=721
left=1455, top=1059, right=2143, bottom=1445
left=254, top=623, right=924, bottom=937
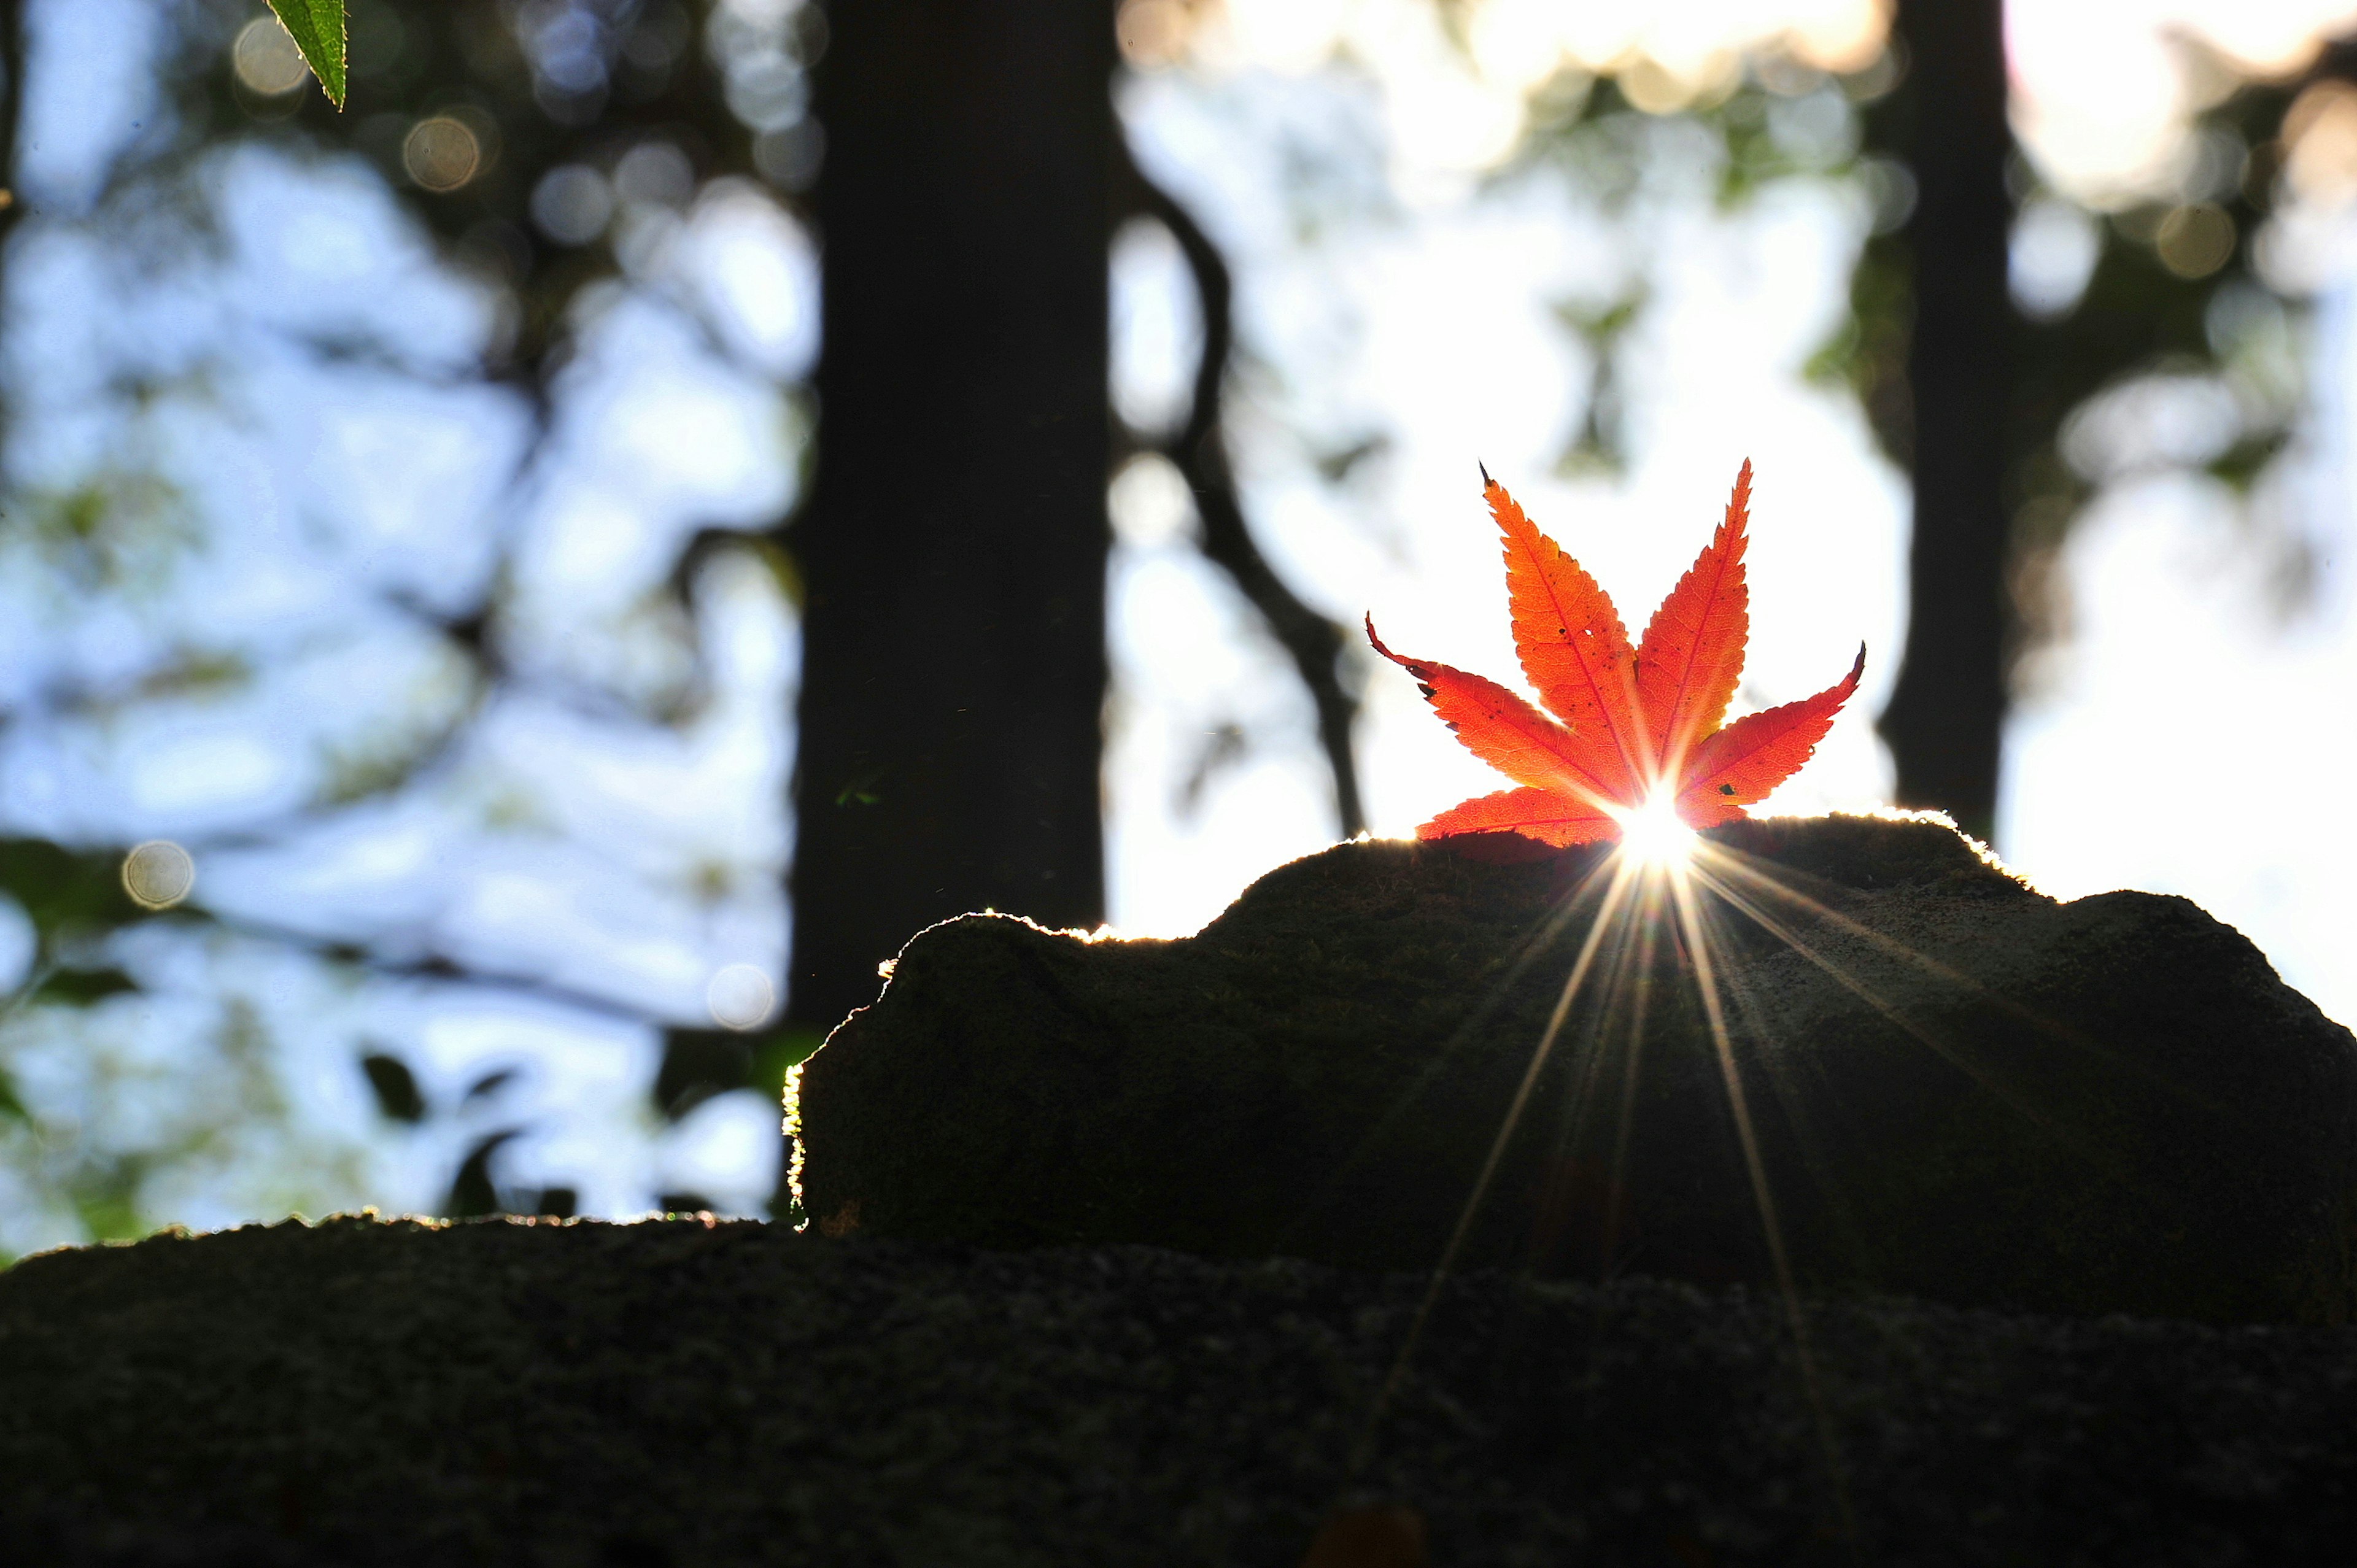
left=1530, top=868, right=1673, bottom=1273
left=1600, top=880, right=1665, bottom=1277
left=1349, top=851, right=1644, bottom=1476
left=1684, top=854, right=2090, bottom=1149
left=1345, top=828, right=1975, bottom=1548
left=1697, top=840, right=2202, bottom=1122
left=1665, top=860, right=1859, bottom=1545
left=1277, top=843, right=1634, bottom=1254
left=1673, top=870, right=1894, bottom=1291
left=1666, top=868, right=1797, bottom=1310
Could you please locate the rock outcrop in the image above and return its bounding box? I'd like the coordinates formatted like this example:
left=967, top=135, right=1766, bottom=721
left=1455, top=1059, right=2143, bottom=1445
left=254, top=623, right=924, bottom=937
left=794, top=816, right=2357, bottom=1323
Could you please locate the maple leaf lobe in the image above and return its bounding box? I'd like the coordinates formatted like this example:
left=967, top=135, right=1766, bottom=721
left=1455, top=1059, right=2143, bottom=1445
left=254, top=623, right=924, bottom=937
left=1633, top=457, right=1752, bottom=778
left=1485, top=479, right=1645, bottom=796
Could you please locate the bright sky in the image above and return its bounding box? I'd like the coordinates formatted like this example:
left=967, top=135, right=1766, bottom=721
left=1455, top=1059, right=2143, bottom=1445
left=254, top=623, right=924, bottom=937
left=1105, top=0, right=2357, bottom=1031
left=1186, top=0, right=2357, bottom=195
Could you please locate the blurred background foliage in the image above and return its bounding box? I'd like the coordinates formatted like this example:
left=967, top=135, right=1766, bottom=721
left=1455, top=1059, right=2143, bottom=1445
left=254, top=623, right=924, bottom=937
left=0, top=0, right=818, bottom=1256
left=6, top=0, right=2357, bottom=1259
left=1522, top=31, right=2331, bottom=692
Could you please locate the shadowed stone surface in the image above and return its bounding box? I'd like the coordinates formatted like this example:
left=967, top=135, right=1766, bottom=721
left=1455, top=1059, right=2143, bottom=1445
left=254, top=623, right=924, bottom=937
left=795, top=816, right=2357, bottom=1324
left=1, top=1215, right=2354, bottom=1566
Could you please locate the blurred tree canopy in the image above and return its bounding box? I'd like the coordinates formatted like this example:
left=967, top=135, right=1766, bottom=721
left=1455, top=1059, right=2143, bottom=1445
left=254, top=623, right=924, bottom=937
left=1516, top=1, right=2337, bottom=839
left=1, top=0, right=2350, bottom=1253
left=0, top=0, right=1363, bottom=1245
left=0, top=0, right=830, bottom=1248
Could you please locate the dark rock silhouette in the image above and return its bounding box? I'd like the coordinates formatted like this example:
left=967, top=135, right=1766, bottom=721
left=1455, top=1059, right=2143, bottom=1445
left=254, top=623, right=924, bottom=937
left=797, top=816, right=2357, bottom=1324
left=3, top=1215, right=2356, bottom=1566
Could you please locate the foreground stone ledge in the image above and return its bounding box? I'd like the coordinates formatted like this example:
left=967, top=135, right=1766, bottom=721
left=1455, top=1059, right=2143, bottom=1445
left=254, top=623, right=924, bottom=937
left=797, top=815, right=2357, bottom=1323
left=1, top=1215, right=2354, bottom=1566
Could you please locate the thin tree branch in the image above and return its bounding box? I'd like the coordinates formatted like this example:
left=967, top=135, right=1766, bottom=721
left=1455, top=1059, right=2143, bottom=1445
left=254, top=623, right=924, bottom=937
left=1111, top=137, right=1366, bottom=838
left=185, top=906, right=672, bottom=1029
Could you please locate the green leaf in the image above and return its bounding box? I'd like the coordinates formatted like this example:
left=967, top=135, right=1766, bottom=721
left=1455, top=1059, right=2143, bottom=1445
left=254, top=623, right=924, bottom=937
left=33, top=965, right=139, bottom=1006
left=0, top=838, right=142, bottom=932
left=360, top=1051, right=427, bottom=1124
left=265, top=0, right=346, bottom=109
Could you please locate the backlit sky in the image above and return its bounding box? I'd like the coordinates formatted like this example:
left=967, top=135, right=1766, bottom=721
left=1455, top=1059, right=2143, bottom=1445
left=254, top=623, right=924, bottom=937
left=1107, top=0, right=2357, bottom=1032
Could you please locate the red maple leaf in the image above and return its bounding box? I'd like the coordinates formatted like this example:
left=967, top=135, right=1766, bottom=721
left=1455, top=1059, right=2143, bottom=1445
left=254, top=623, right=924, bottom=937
left=1367, top=461, right=1865, bottom=849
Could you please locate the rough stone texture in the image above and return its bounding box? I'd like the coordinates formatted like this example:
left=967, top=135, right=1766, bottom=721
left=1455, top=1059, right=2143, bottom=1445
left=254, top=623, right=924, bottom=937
left=2, top=1215, right=2355, bottom=1567
left=795, top=816, right=2357, bottom=1324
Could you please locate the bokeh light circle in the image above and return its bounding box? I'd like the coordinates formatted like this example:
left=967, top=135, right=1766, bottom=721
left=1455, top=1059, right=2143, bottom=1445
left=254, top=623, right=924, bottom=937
left=1116, top=0, right=1192, bottom=68
left=532, top=165, right=616, bottom=246
left=404, top=117, right=486, bottom=193
left=122, top=841, right=196, bottom=911
left=2156, top=203, right=2235, bottom=279
left=706, top=964, right=776, bottom=1032
left=232, top=18, right=310, bottom=98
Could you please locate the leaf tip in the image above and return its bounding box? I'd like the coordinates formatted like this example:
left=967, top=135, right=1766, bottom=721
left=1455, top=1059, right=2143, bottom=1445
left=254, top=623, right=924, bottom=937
left=1725, top=458, right=1754, bottom=534
left=266, top=0, right=349, bottom=109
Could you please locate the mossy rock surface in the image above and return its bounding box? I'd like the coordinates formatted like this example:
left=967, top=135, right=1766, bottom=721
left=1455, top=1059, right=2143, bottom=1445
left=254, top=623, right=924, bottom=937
left=4, top=1215, right=2357, bottom=1566
left=795, top=816, right=2357, bottom=1324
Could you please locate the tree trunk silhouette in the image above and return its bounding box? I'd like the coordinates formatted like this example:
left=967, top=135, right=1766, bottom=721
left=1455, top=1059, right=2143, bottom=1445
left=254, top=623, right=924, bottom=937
left=788, top=0, right=1117, bottom=1029
left=1878, top=0, right=2014, bottom=843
